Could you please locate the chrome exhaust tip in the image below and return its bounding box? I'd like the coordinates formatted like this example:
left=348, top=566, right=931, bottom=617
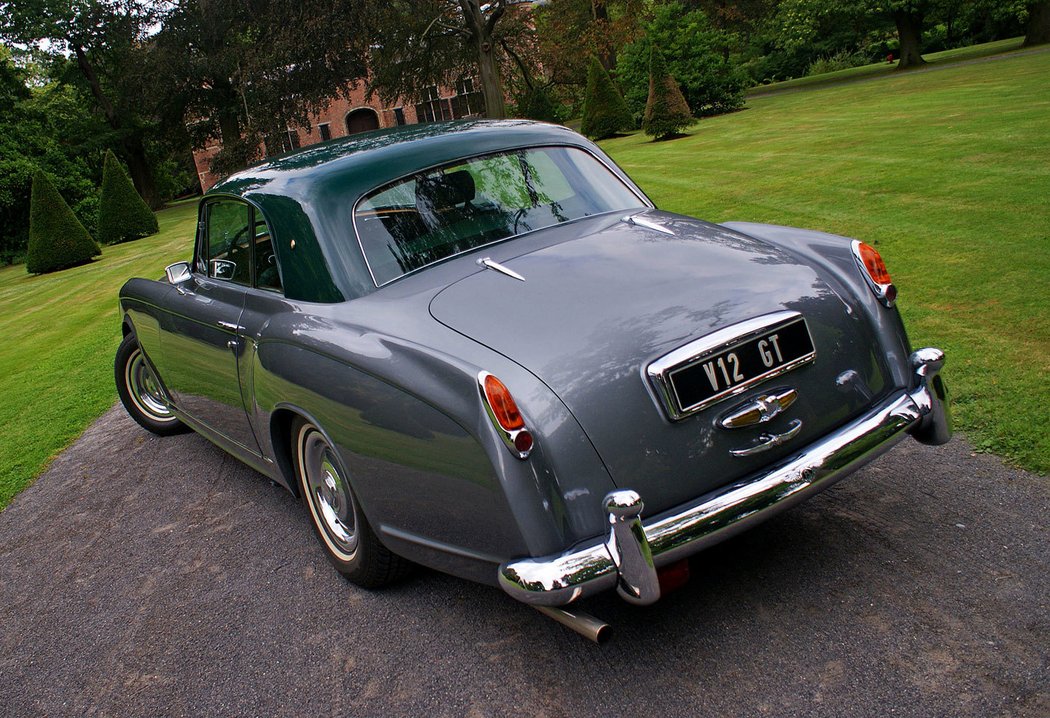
left=533, top=605, right=610, bottom=643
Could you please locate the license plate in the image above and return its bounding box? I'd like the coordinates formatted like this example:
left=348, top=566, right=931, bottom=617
left=667, top=316, right=815, bottom=416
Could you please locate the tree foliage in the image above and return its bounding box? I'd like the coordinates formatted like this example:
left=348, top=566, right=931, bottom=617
left=149, top=0, right=372, bottom=176
left=26, top=170, right=100, bottom=275
left=0, top=51, right=102, bottom=264
left=617, top=3, right=745, bottom=119
left=643, top=45, right=694, bottom=140
left=98, top=150, right=158, bottom=245
left=367, top=1, right=538, bottom=121
left=1, top=0, right=163, bottom=205
left=580, top=55, right=634, bottom=139
left=532, top=0, right=645, bottom=114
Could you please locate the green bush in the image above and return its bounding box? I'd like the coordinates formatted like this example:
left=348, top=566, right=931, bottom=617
left=97, top=149, right=159, bottom=245
left=580, top=57, right=634, bottom=140
left=616, top=3, right=745, bottom=119
left=512, top=86, right=563, bottom=123
left=25, top=170, right=100, bottom=275
left=807, top=50, right=869, bottom=76
left=643, top=46, right=695, bottom=140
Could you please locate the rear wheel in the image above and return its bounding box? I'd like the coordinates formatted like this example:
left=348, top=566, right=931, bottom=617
left=292, top=417, right=410, bottom=588
left=114, top=333, right=187, bottom=436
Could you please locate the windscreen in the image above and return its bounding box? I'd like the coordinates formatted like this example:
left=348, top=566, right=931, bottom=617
left=354, top=146, right=645, bottom=285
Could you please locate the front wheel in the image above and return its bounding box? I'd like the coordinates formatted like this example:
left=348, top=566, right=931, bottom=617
left=292, top=418, right=410, bottom=588
left=114, top=333, right=187, bottom=436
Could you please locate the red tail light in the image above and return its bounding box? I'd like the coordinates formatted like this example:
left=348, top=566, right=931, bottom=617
left=479, top=372, right=533, bottom=459
left=483, top=374, right=524, bottom=430
left=851, top=240, right=897, bottom=307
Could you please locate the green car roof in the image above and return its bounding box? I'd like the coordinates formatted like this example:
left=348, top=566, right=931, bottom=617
left=206, top=120, right=614, bottom=302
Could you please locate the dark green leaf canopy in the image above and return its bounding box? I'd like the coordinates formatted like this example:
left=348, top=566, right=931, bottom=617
left=26, top=170, right=100, bottom=274
left=643, top=45, right=694, bottom=140
left=581, top=56, right=633, bottom=140
left=98, top=150, right=158, bottom=245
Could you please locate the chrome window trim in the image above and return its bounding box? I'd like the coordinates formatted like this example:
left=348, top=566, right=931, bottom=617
left=351, top=144, right=654, bottom=288
left=646, top=310, right=817, bottom=421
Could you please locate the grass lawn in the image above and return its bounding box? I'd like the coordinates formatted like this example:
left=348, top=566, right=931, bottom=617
left=0, top=200, right=198, bottom=508
left=603, top=48, right=1049, bottom=473
left=748, top=37, right=1027, bottom=95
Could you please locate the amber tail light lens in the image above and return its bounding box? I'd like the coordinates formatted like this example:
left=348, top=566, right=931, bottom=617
left=479, top=372, right=533, bottom=459
left=851, top=240, right=897, bottom=307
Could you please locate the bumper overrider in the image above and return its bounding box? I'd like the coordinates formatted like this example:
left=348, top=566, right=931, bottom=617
left=499, top=348, right=951, bottom=607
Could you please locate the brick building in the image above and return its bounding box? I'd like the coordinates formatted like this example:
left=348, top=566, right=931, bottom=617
left=192, top=79, right=484, bottom=190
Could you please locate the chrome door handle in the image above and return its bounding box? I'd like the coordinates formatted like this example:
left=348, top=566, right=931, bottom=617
left=216, top=320, right=243, bottom=331
left=730, top=419, right=803, bottom=457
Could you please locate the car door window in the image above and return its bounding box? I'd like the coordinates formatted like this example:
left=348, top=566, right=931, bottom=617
left=205, top=200, right=252, bottom=286
left=253, top=216, right=282, bottom=292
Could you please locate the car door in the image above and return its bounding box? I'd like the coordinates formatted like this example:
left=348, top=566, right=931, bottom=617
left=154, top=197, right=262, bottom=454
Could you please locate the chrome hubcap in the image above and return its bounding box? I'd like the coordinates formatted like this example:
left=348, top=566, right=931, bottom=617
left=126, top=349, right=175, bottom=422
left=302, top=430, right=357, bottom=557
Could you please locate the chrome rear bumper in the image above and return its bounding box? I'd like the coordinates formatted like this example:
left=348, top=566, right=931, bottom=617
left=499, top=348, right=951, bottom=607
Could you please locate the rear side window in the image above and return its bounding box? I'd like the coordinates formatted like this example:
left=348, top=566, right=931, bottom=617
left=354, top=146, right=644, bottom=286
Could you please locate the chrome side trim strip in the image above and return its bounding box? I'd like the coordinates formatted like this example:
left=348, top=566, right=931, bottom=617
left=499, top=348, right=950, bottom=607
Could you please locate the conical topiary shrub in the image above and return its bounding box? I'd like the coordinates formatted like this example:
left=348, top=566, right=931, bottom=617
left=581, top=56, right=633, bottom=140
left=26, top=170, right=101, bottom=275
left=643, top=45, right=694, bottom=141
left=97, top=149, right=158, bottom=245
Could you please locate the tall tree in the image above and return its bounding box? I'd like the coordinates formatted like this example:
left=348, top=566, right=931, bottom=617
left=775, top=0, right=935, bottom=69
left=0, top=49, right=102, bottom=263
left=533, top=0, right=644, bottom=91
left=580, top=55, right=633, bottom=139
left=643, top=44, right=694, bottom=140
left=616, top=2, right=745, bottom=118
left=1026, top=0, right=1050, bottom=45
left=367, top=1, right=537, bottom=120
left=1, top=0, right=161, bottom=204
left=149, top=0, right=371, bottom=176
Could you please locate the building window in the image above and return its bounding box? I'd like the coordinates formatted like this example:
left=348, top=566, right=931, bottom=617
left=451, top=78, right=484, bottom=119
left=318, top=123, right=331, bottom=141
left=415, top=85, right=453, bottom=124
left=263, top=129, right=302, bottom=157
left=394, top=107, right=406, bottom=126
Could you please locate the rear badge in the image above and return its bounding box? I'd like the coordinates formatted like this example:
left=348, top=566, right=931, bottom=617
left=719, top=388, right=798, bottom=429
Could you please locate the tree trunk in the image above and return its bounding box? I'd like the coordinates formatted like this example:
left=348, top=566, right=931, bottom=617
left=121, top=134, right=160, bottom=209
left=460, top=0, right=507, bottom=119
left=476, top=38, right=507, bottom=118
left=591, top=0, right=616, bottom=71
left=1025, top=1, right=1050, bottom=46
left=893, top=10, right=926, bottom=69
left=71, top=43, right=160, bottom=206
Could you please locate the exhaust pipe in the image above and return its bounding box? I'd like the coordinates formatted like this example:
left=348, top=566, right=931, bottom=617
left=533, top=605, right=610, bottom=643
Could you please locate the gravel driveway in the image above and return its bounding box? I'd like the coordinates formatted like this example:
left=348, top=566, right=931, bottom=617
left=1, top=406, right=1046, bottom=717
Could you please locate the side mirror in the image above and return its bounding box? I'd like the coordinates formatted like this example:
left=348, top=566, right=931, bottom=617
left=165, top=261, right=193, bottom=290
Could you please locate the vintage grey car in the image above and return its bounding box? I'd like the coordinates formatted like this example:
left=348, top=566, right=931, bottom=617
left=115, top=120, right=950, bottom=640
